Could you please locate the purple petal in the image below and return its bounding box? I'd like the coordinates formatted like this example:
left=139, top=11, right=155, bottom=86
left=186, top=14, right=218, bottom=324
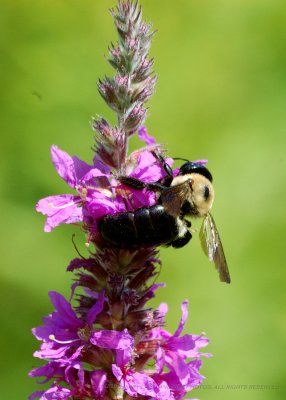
left=29, top=386, right=72, bottom=400
left=91, top=370, right=107, bottom=398
left=43, top=386, right=72, bottom=400
left=174, top=300, right=189, bottom=337
left=65, top=361, right=82, bottom=388
left=112, top=366, right=142, bottom=397
left=87, top=289, right=105, bottom=325
left=157, top=382, right=174, bottom=400
left=146, top=283, right=166, bottom=298
left=172, top=167, right=180, bottom=176
left=193, top=159, right=208, bottom=165
left=171, top=334, right=195, bottom=354
left=180, top=335, right=210, bottom=358
left=32, top=324, right=53, bottom=342
left=155, top=345, right=165, bottom=373
left=69, top=345, right=85, bottom=361
left=28, top=362, right=63, bottom=382
left=157, top=302, right=168, bottom=318
left=71, top=155, right=93, bottom=181
left=165, top=350, right=191, bottom=386
left=69, top=282, right=78, bottom=301
left=91, top=328, right=133, bottom=351
left=93, top=155, right=111, bottom=173
left=193, top=334, right=209, bottom=349
left=67, top=257, right=96, bottom=272
left=115, top=348, right=132, bottom=367
left=185, top=362, right=205, bottom=391
left=48, top=291, right=82, bottom=329
left=29, top=391, right=45, bottom=400
left=138, top=126, right=156, bottom=145
left=78, top=367, right=85, bottom=392
left=84, top=190, right=124, bottom=219
left=131, top=371, right=159, bottom=397
left=36, top=195, right=80, bottom=217
left=33, top=344, right=70, bottom=360
left=119, top=377, right=138, bottom=397
left=122, top=188, right=156, bottom=210
left=36, top=194, right=82, bottom=232
left=131, top=151, right=161, bottom=182
left=140, top=283, right=166, bottom=306
left=154, top=371, right=187, bottom=399
left=51, top=145, right=77, bottom=188
left=111, top=364, right=123, bottom=381
left=81, top=167, right=108, bottom=183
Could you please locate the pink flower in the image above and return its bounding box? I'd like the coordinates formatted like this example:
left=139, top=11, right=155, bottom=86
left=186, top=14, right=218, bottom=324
left=36, top=145, right=109, bottom=232
left=112, top=348, right=160, bottom=398
left=36, top=144, right=169, bottom=233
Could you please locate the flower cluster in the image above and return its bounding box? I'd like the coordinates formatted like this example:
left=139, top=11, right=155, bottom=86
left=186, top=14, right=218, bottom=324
left=30, top=1, right=211, bottom=399
left=30, top=289, right=210, bottom=399
left=35, top=136, right=165, bottom=236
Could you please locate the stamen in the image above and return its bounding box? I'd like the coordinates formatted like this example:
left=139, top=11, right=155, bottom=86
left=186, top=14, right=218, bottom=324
left=49, top=334, right=79, bottom=345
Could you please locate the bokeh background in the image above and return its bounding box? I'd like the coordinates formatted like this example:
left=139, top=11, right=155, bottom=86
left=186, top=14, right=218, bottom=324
left=1, top=0, right=286, bottom=398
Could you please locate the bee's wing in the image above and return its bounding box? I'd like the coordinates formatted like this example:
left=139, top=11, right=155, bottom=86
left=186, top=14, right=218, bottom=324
left=160, top=181, right=191, bottom=217
left=199, top=212, right=231, bottom=283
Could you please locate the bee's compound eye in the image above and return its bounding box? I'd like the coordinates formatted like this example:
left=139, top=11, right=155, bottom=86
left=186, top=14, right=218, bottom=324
left=204, top=185, right=210, bottom=200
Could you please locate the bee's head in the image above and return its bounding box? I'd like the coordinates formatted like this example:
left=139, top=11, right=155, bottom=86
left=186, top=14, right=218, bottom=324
left=179, top=161, right=213, bottom=182
left=171, top=162, right=214, bottom=217
left=188, top=173, right=214, bottom=217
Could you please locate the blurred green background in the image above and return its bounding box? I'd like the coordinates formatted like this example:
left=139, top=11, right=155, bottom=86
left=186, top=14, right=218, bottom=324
left=1, top=0, right=286, bottom=398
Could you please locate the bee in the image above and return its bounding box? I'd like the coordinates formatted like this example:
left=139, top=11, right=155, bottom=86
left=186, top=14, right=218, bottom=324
left=98, top=153, right=230, bottom=283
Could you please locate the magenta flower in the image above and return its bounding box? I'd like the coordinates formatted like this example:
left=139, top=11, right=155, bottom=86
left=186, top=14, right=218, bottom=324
left=152, top=301, right=210, bottom=388
left=112, top=348, right=160, bottom=398
left=36, top=145, right=170, bottom=234
left=31, top=290, right=105, bottom=363
left=29, top=362, right=108, bottom=399
left=36, top=145, right=109, bottom=232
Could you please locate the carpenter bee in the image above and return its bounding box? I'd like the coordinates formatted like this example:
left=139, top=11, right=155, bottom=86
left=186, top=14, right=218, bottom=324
left=99, top=154, right=230, bottom=283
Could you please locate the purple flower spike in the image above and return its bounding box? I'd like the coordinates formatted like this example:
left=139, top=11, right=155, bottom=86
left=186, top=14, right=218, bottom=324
left=31, top=2, right=212, bottom=400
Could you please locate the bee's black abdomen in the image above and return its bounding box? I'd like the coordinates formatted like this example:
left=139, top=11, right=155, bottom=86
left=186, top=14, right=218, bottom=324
left=99, top=205, right=179, bottom=248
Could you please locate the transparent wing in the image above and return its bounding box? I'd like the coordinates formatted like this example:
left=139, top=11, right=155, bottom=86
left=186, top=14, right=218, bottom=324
left=199, top=212, right=231, bottom=283
left=160, top=181, right=191, bottom=217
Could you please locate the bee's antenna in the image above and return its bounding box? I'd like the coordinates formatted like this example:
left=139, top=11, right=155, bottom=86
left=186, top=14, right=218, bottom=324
left=172, top=157, right=190, bottom=163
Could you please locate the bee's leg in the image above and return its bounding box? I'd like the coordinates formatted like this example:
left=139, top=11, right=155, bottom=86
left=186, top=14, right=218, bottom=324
left=171, top=230, right=192, bottom=248
left=152, top=151, right=173, bottom=178
left=118, top=176, right=166, bottom=192
left=185, top=219, right=192, bottom=228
